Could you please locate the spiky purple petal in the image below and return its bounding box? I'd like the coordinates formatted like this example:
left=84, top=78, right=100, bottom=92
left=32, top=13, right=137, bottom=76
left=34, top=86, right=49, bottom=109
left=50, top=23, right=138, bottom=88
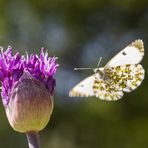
left=0, top=46, right=58, bottom=106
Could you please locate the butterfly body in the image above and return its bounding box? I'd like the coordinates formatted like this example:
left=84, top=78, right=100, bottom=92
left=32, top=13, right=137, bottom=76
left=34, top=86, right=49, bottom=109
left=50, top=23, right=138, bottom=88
left=69, top=40, right=145, bottom=101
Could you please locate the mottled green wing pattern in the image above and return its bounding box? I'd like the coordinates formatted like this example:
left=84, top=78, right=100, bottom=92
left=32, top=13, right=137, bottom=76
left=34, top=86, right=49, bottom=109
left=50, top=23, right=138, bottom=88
left=105, top=64, right=145, bottom=92
left=92, top=64, right=144, bottom=101
left=93, top=77, right=124, bottom=101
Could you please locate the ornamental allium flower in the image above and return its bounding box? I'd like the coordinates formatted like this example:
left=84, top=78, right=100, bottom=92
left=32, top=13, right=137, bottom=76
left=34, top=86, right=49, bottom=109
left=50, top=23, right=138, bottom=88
left=0, top=46, right=58, bottom=134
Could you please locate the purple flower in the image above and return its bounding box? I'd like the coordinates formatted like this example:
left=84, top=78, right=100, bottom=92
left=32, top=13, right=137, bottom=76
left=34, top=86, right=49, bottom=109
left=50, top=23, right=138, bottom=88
left=0, top=46, right=58, bottom=106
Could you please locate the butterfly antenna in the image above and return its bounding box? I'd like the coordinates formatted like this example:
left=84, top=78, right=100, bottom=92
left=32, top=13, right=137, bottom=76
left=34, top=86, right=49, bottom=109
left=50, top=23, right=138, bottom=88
left=74, top=68, right=94, bottom=70
left=74, top=57, right=102, bottom=71
left=97, top=57, right=102, bottom=68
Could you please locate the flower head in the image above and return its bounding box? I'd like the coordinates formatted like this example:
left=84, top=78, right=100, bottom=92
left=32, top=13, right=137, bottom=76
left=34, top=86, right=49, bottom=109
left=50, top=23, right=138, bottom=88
left=0, top=46, right=58, bottom=106
left=0, top=46, right=58, bottom=132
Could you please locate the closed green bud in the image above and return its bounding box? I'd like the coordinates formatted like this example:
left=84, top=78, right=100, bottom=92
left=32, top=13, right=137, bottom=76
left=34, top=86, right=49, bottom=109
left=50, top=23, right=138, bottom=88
left=6, top=78, right=53, bottom=133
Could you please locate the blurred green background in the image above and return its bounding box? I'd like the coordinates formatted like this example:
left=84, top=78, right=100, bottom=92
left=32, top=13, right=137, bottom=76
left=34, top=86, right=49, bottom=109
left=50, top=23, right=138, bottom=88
left=0, top=0, right=148, bottom=148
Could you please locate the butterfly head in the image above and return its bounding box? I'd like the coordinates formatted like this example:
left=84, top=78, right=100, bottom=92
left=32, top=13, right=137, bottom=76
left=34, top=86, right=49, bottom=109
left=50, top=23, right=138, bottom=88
left=93, top=67, right=104, bottom=73
left=93, top=68, right=99, bottom=73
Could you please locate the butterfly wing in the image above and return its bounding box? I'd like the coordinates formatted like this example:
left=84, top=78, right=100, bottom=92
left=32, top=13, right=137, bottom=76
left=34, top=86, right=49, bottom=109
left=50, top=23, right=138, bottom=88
left=105, top=64, right=145, bottom=92
left=69, top=74, right=96, bottom=97
left=93, top=76, right=124, bottom=101
left=105, top=39, right=144, bottom=68
left=69, top=70, right=124, bottom=100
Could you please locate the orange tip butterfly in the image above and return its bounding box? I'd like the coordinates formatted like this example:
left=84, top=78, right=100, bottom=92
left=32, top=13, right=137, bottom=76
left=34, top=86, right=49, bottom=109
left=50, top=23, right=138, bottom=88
left=69, top=39, right=145, bottom=101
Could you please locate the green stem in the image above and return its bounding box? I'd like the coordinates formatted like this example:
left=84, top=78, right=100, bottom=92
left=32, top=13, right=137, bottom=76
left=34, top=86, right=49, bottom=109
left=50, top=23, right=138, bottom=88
left=26, top=131, right=40, bottom=148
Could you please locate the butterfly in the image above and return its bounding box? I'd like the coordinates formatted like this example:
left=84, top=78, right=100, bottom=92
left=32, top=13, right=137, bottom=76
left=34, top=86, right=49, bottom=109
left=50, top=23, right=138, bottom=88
left=69, top=39, right=145, bottom=101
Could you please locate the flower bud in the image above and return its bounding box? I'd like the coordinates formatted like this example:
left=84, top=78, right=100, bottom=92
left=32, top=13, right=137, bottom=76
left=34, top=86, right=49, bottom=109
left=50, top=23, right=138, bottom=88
left=6, top=78, right=53, bottom=133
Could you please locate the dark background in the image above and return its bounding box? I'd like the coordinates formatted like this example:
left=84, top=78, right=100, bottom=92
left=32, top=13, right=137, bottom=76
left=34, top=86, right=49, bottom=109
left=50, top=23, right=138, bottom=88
left=0, top=0, right=148, bottom=148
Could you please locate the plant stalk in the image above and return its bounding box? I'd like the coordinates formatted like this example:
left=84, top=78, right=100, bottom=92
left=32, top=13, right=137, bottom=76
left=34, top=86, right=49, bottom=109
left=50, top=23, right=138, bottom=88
left=26, top=131, right=40, bottom=148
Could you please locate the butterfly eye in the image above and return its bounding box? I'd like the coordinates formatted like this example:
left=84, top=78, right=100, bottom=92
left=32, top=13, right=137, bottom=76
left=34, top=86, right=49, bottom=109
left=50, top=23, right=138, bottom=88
left=122, top=51, right=127, bottom=55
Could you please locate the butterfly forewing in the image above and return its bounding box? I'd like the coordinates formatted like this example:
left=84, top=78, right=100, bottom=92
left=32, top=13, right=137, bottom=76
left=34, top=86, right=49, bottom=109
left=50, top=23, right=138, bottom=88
left=69, top=75, right=96, bottom=97
left=105, top=40, right=144, bottom=68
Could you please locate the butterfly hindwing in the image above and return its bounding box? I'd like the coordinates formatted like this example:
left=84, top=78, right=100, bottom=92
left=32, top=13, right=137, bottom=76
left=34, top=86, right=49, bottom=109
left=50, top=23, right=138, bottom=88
left=105, top=64, right=145, bottom=92
left=105, top=39, right=144, bottom=67
left=69, top=74, right=96, bottom=97
left=93, top=77, right=124, bottom=101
